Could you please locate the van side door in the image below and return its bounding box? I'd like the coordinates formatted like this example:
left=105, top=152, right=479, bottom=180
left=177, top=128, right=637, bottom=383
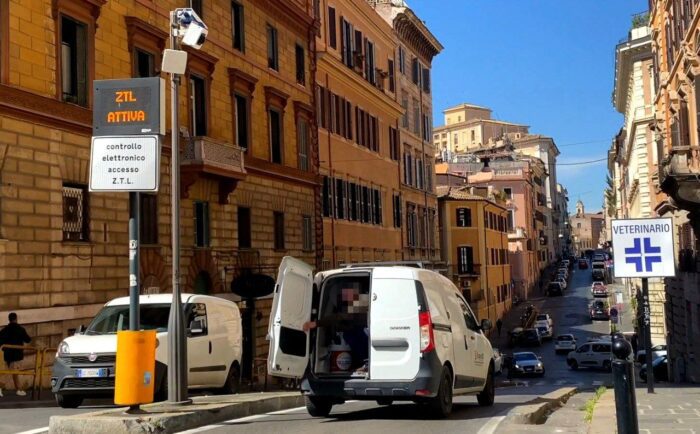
left=186, top=303, right=211, bottom=387
left=456, top=295, right=486, bottom=389
left=444, top=295, right=473, bottom=390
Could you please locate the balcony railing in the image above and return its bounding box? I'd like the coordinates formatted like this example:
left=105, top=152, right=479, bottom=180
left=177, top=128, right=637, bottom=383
left=181, top=137, right=247, bottom=204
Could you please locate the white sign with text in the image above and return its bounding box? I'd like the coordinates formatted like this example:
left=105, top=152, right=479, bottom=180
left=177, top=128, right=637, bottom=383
left=611, top=218, right=675, bottom=278
left=89, top=135, right=160, bottom=192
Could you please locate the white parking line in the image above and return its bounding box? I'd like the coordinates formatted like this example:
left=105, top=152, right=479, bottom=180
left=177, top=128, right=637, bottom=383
left=177, top=405, right=308, bottom=433
left=14, top=428, right=49, bottom=434
left=477, top=416, right=506, bottom=434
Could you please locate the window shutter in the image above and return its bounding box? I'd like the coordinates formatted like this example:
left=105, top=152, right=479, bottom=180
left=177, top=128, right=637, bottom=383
left=422, top=67, right=430, bottom=93
left=328, top=7, right=336, bottom=49
left=411, top=58, right=419, bottom=84
left=680, top=99, right=691, bottom=147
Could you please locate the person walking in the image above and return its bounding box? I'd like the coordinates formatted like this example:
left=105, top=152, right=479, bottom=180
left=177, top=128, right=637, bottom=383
left=496, top=318, right=503, bottom=337
left=0, top=313, right=32, bottom=397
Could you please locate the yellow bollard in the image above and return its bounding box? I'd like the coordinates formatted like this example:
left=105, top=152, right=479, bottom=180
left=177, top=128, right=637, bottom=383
left=114, top=330, right=156, bottom=406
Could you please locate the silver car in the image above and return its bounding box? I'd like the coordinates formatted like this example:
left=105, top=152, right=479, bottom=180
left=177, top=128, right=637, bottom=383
left=511, top=352, right=545, bottom=377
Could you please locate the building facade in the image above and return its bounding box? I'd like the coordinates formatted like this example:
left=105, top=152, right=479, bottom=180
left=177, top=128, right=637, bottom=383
left=0, top=0, right=319, bottom=384
left=570, top=201, right=604, bottom=254
left=437, top=185, right=512, bottom=326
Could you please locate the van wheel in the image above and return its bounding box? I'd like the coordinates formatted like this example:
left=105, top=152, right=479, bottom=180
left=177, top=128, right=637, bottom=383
left=477, top=366, right=495, bottom=407
left=376, top=398, right=393, bottom=406
left=219, top=363, right=240, bottom=395
left=56, top=394, right=83, bottom=409
left=305, top=396, right=333, bottom=417
left=569, top=360, right=579, bottom=371
left=428, top=368, right=453, bottom=418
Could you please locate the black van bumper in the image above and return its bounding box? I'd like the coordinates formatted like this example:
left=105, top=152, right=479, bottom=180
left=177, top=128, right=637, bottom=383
left=301, top=351, right=443, bottom=401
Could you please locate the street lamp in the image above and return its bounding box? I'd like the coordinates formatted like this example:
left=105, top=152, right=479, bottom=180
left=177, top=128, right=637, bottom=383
left=161, top=7, right=208, bottom=405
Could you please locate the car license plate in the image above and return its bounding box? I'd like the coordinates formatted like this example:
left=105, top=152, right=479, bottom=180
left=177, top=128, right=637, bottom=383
left=76, top=368, right=108, bottom=378
left=525, top=367, right=533, bottom=371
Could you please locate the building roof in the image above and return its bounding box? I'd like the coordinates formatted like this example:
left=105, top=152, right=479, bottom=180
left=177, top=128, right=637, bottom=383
left=436, top=186, right=506, bottom=209
left=434, top=118, right=529, bottom=132
left=443, top=103, right=491, bottom=113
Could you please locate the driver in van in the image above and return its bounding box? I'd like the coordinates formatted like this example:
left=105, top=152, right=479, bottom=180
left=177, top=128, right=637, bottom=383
left=303, top=286, right=369, bottom=371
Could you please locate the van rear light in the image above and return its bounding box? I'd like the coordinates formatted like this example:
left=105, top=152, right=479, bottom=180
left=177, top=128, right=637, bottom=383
left=415, top=389, right=431, bottom=396
left=419, top=311, right=435, bottom=353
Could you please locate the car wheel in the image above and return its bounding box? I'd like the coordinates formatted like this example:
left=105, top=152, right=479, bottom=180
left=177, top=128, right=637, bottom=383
left=56, top=393, right=83, bottom=409
left=428, top=367, right=453, bottom=418
left=477, top=366, right=495, bottom=407
left=305, top=396, right=333, bottom=417
left=602, top=360, right=612, bottom=372
left=376, top=398, right=393, bottom=406
left=569, top=360, right=579, bottom=371
left=219, top=362, right=241, bottom=395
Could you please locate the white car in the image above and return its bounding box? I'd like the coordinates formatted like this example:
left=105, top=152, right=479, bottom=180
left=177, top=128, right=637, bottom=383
left=52, top=294, right=243, bottom=408
left=535, top=313, right=553, bottom=328
left=555, top=277, right=568, bottom=289
left=535, top=323, right=553, bottom=340
left=268, top=257, right=496, bottom=418
left=554, top=334, right=577, bottom=354
left=567, top=341, right=612, bottom=371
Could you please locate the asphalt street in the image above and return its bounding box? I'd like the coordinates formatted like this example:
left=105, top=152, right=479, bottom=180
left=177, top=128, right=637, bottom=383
left=0, top=265, right=622, bottom=434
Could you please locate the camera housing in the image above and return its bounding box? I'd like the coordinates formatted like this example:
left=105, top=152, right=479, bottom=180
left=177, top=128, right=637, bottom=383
left=177, top=8, right=208, bottom=50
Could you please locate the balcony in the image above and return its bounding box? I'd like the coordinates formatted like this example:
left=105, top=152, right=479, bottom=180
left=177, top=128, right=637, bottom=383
left=181, top=137, right=247, bottom=204
left=508, top=227, right=527, bottom=240
left=659, top=145, right=700, bottom=215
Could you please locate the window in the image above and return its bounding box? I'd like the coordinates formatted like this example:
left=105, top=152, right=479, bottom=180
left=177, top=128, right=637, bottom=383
left=404, top=153, right=413, bottom=185
left=194, top=201, right=210, bottom=247
left=267, top=25, right=278, bottom=71
left=389, top=126, right=399, bottom=161
left=269, top=108, right=283, bottom=164
left=406, top=204, right=417, bottom=247
left=411, top=57, right=419, bottom=84
left=365, top=39, right=376, bottom=85
left=231, top=1, right=245, bottom=52
left=372, top=188, right=382, bottom=224
left=322, top=176, right=332, bottom=217
left=140, top=194, right=158, bottom=245
left=421, top=66, right=431, bottom=93
left=456, top=208, right=472, bottom=227
left=398, top=46, right=405, bottom=74
left=413, top=100, right=420, bottom=135
left=503, top=187, right=512, bottom=200
left=348, top=182, right=358, bottom=221
left=362, top=186, right=371, bottom=223
left=393, top=193, right=402, bottom=228
left=60, top=16, right=88, bottom=106
left=234, top=94, right=249, bottom=150
left=237, top=206, right=251, bottom=249
left=297, top=117, right=309, bottom=171
left=295, top=44, right=305, bottom=85
left=335, top=178, right=346, bottom=219
left=189, top=75, right=207, bottom=136
left=302, top=215, right=312, bottom=251
left=456, top=296, right=480, bottom=331
left=328, top=6, right=337, bottom=49
left=340, top=18, right=354, bottom=68
left=274, top=211, right=285, bottom=250
left=388, top=58, right=395, bottom=92
left=457, top=246, right=474, bottom=274
left=62, top=184, right=89, bottom=242
left=134, top=48, right=155, bottom=78
left=401, top=97, right=409, bottom=128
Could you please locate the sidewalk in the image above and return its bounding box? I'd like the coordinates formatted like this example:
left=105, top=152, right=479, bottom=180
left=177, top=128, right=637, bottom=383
left=590, top=383, right=700, bottom=433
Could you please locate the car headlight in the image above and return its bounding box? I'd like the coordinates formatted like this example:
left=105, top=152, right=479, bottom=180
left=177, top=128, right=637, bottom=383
left=57, top=341, right=70, bottom=357
left=514, top=364, right=520, bottom=369
left=537, top=362, right=543, bottom=368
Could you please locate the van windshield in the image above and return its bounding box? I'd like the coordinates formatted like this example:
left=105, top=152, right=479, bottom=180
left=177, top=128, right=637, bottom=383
left=86, top=303, right=173, bottom=334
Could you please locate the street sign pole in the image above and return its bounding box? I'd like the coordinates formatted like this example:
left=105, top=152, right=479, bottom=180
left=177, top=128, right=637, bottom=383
left=128, top=192, right=140, bottom=332
left=166, top=10, right=189, bottom=404
left=641, top=277, right=654, bottom=393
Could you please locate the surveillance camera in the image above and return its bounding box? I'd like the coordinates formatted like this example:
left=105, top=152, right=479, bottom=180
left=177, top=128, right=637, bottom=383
left=176, top=8, right=208, bottom=50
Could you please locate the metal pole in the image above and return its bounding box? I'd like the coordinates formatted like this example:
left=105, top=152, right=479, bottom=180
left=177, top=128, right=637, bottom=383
left=641, top=277, right=654, bottom=393
left=167, top=10, right=189, bottom=404
left=612, top=358, right=640, bottom=434
left=128, top=192, right=140, bottom=331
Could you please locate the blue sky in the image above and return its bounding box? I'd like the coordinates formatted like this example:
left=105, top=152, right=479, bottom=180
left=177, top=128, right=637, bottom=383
left=409, top=0, right=648, bottom=213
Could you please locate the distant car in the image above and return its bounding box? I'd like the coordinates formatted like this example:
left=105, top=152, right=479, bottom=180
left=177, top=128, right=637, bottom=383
left=555, top=334, right=577, bottom=354
left=511, top=352, right=545, bottom=377
left=590, top=301, right=609, bottom=320
left=636, top=344, right=668, bottom=364
left=592, top=283, right=608, bottom=298
left=591, top=281, right=606, bottom=295
left=492, top=348, right=503, bottom=374
left=536, top=313, right=553, bottom=328
left=536, top=324, right=553, bottom=340
left=640, top=355, right=668, bottom=382
left=567, top=341, right=612, bottom=371
left=521, top=328, right=542, bottom=346
left=555, top=277, right=568, bottom=290
left=508, top=327, right=525, bottom=348
left=546, top=282, right=564, bottom=297
left=578, top=258, right=589, bottom=269
left=557, top=268, right=569, bottom=278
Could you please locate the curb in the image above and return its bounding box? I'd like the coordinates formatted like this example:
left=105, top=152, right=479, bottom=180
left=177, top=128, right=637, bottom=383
left=504, top=387, right=578, bottom=425
left=48, top=392, right=305, bottom=434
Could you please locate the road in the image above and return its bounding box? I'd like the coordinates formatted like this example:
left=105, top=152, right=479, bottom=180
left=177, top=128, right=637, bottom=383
left=2, top=265, right=620, bottom=434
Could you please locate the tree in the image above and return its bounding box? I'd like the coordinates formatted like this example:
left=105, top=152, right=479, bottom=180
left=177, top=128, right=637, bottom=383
left=604, top=175, right=617, bottom=218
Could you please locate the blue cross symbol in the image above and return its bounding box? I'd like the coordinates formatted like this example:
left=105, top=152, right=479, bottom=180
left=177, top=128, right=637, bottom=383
left=625, top=237, right=662, bottom=272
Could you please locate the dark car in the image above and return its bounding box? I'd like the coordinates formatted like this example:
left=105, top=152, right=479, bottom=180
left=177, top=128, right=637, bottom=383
left=520, top=328, right=542, bottom=347
left=590, top=301, right=609, bottom=320
left=578, top=258, right=588, bottom=269
left=640, top=355, right=668, bottom=382
left=546, top=282, right=563, bottom=297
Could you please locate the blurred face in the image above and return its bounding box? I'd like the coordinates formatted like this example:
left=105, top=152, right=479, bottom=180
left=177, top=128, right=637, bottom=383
left=341, top=287, right=369, bottom=313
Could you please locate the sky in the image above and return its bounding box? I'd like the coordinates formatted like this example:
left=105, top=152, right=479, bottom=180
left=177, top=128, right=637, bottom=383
left=408, top=0, right=648, bottom=213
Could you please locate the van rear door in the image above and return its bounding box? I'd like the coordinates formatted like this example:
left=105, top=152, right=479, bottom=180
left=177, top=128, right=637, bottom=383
left=369, top=268, right=420, bottom=380
left=267, top=257, right=313, bottom=379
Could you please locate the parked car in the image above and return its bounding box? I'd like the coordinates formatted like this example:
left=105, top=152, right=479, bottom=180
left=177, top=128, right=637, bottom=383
left=554, top=334, right=577, bottom=354
left=591, top=281, right=606, bottom=295
left=557, top=268, right=569, bottom=279
left=536, top=313, right=553, bottom=328
left=510, top=352, right=545, bottom=377
left=567, top=341, right=612, bottom=371
left=52, top=294, right=243, bottom=409
left=555, top=277, right=568, bottom=290
left=640, top=355, right=669, bottom=382
left=578, top=258, right=589, bottom=269
left=268, top=257, right=496, bottom=418
left=520, top=328, right=542, bottom=346
left=492, top=348, right=503, bottom=375
left=536, top=323, right=553, bottom=340
left=546, top=282, right=564, bottom=297
left=591, top=262, right=607, bottom=282
left=590, top=301, right=609, bottom=321
left=636, top=344, right=668, bottom=364
left=592, top=283, right=608, bottom=298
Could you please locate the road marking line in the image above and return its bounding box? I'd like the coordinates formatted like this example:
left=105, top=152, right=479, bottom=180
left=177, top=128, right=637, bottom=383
left=178, top=406, right=307, bottom=433
left=477, top=416, right=506, bottom=434
left=15, top=428, right=49, bottom=434
left=535, top=381, right=545, bottom=386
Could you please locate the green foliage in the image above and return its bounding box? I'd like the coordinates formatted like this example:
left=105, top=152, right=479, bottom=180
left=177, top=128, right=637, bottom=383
left=632, top=13, right=650, bottom=29
left=582, top=387, right=608, bottom=423
left=605, top=175, right=617, bottom=218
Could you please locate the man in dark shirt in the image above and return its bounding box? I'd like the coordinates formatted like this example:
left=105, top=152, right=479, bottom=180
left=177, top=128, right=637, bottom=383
left=0, top=313, right=32, bottom=396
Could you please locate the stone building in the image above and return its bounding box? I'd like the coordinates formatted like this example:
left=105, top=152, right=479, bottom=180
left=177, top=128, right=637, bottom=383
left=0, top=0, right=319, bottom=384
left=570, top=201, right=604, bottom=255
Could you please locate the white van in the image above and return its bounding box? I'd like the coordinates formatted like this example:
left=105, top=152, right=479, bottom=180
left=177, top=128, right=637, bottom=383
left=267, top=257, right=495, bottom=418
left=51, top=294, right=242, bottom=408
left=567, top=341, right=612, bottom=371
